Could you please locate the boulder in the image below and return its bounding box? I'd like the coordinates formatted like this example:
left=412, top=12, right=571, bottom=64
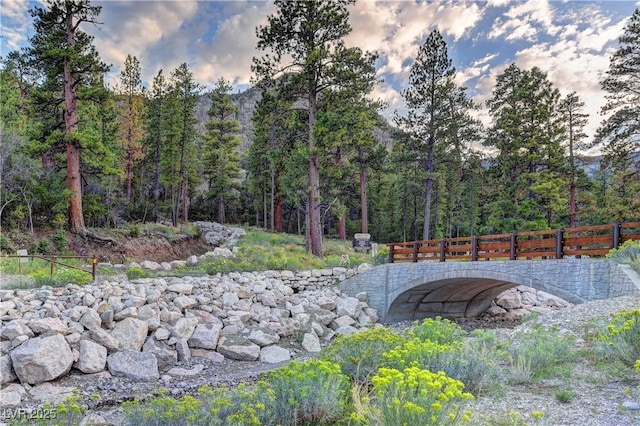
left=217, top=336, right=260, bottom=361
left=28, top=317, right=68, bottom=335
left=301, top=333, right=321, bottom=353
left=10, top=333, right=74, bottom=384
left=110, top=317, right=148, bottom=351
left=1, top=353, right=17, bottom=384
left=260, top=346, right=291, bottom=364
left=107, top=350, right=159, bottom=381
left=143, top=337, right=178, bottom=371
left=1, top=320, right=34, bottom=340
left=188, top=321, right=223, bottom=350
left=75, top=340, right=107, bottom=373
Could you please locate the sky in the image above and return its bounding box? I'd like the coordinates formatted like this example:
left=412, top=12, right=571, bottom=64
left=2, top=0, right=639, bottom=149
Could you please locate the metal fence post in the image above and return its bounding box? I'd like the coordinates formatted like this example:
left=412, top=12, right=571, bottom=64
left=613, top=222, right=622, bottom=249
left=471, top=236, right=478, bottom=262
left=440, top=239, right=446, bottom=262
left=556, top=228, right=564, bottom=259
left=510, top=233, right=517, bottom=260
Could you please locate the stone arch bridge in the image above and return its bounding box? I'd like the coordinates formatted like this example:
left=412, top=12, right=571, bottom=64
left=339, top=259, right=640, bottom=322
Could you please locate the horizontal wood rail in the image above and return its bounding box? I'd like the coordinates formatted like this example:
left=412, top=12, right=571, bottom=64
left=387, top=222, right=640, bottom=263
left=2, top=254, right=98, bottom=281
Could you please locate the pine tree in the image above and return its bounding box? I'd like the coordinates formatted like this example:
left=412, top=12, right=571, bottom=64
left=485, top=64, right=566, bottom=231
left=167, top=63, right=201, bottom=225
left=396, top=29, right=476, bottom=240
left=253, top=0, right=375, bottom=256
left=117, top=54, right=145, bottom=201
left=26, top=0, right=110, bottom=234
left=144, top=70, right=169, bottom=222
left=559, top=92, right=589, bottom=227
left=595, top=8, right=640, bottom=221
left=204, top=78, right=241, bottom=224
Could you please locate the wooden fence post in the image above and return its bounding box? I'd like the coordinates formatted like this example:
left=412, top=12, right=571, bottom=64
left=440, top=239, right=447, bottom=262
left=510, top=234, right=517, bottom=260
left=412, top=241, right=418, bottom=263
left=388, top=244, right=395, bottom=263
left=471, top=236, right=478, bottom=262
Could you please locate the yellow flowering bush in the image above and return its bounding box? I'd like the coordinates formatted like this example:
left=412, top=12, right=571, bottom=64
left=265, top=360, right=351, bottom=425
left=598, top=309, right=640, bottom=367
left=407, top=316, right=467, bottom=344
left=321, top=327, right=407, bottom=382
left=368, top=366, right=473, bottom=425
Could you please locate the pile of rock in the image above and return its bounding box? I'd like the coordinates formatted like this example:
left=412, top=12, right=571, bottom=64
left=0, top=267, right=377, bottom=404
left=485, top=285, right=571, bottom=319
left=193, top=221, right=246, bottom=248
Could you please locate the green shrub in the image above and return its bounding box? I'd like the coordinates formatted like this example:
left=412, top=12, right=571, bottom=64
left=0, top=234, right=12, bottom=253
left=123, top=392, right=204, bottom=426
left=607, top=239, right=640, bottom=274
left=597, top=309, right=640, bottom=367
left=407, top=316, right=467, bottom=344
left=509, top=326, right=575, bottom=383
left=52, top=229, right=69, bottom=252
left=54, top=268, right=92, bottom=286
left=126, top=267, right=147, bottom=280
left=31, top=238, right=51, bottom=255
left=360, top=366, right=472, bottom=425
left=321, top=327, right=407, bottom=383
left=555, top=388, right=576, bottom=403
left=11, top=393, right=88, bottom=426
left=264, top=360, right=350, bottom=425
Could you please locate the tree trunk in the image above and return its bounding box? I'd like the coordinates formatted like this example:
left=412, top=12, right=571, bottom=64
left=338, top=213, right=346, bottom=240
left=270, top=168, right=275, bottom=231
left=359, top=149, right=368, bottom=234
left=308, top=85, right=323, bottom=256
left=64, top=8, right=85, bottom=234
left=181, top=177, right=189, bottom=223
left=274, top=194, right=283, bottom=233
left=218, top=194, right=225, bottom=224
left=569, top=125, right=577, bottom=228
left=423, top=136, right=434, bottom=241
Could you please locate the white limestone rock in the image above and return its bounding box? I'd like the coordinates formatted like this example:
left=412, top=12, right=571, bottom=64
left=75, top=340, right=107, bottom=373
left=188, top=321, right=223, bottom=350
left=10, top=333, right=74, bottom=384
left=107, top=350, right=159, bottom=381
left=111, top=317, right=148, bottom=351
left=1, top=353, right=17, bottom=384
left=246, top=327, right=280, bottom=347
left=89, top=328, right=120, bottom=352
left=1, top=320, right=34, bottom=340
left=28, top=317, right=68, bottom=335
left=301, top=333, right=321, bottom=353
left=217, top=336, right=260, bottom=361
left=260, top=345, right=291, bottom=364
left=171, top=317, right=199, bottom=340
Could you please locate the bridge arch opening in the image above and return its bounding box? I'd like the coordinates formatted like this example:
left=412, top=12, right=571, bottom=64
left=385, top=269, right=577, bottom=322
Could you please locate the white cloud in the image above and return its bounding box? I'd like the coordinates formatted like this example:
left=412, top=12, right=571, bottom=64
left=489, top=0, right=560, bottom=41
left=1, top=0, right=36, bottom=51
left=191, top=2, right=275, bottom=88
left=89, top=1, right=200, bottom=85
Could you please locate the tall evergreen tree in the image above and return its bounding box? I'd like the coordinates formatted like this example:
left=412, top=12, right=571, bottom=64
left=485, top=64, right=565, bottom=231
left=396, top=29, right=475, bottom=240
left=253, top=0, right=375, bottom=256
left=167, top=63, right=201, bottom=225
left=595, top=8, right=640, bottom=221
left=26, top=0, right=110, bottom=234
left=144, top=70, right=169, bottom=222
left=559, top=92, right=589, bottom=227
left=117, top=54, right=145, bottom=201
left=204, top=78, right=241, bottom=224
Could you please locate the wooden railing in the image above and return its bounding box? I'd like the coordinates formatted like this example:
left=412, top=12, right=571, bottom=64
left=387, top=222, right=640, bottom=263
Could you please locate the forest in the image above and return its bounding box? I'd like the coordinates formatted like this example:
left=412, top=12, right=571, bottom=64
left=1, top=0, right=639, bottom=257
